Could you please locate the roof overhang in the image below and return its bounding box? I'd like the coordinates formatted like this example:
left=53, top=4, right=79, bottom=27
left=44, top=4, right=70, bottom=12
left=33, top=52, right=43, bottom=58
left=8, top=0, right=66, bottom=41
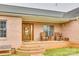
left=0, top=9, right=71, bottom=23
left=22, top=15, right=70, bottom=23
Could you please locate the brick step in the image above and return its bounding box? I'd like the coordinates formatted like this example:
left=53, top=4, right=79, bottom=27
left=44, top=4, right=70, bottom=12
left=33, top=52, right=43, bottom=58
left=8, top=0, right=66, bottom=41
left=23, top=43, right=54, bottom=45
left=17, top=42, right=45, bottom=55
left=21, top=45, right=41, bottom=48
left=0, top=53, right=11, bottom=56
left=23, top=41, right=57, bottom=45
left=20, top=46, right=43, bottom=49
left=21, top=46, right=42, bottom=49
left=23, top=43, right=54, bottom=47
left=16, top=50, right=44, bottom=54
left=18, top=47, right=44, bottom=51
left=21, top=45, right=43, bottom=48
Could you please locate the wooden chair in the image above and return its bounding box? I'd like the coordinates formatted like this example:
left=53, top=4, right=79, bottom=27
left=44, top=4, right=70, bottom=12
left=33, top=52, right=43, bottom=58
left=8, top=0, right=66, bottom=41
left=63, top=37, right=69, bottom=41
left=40, top=32, right=48, bottom=41
left=54, top=32, right=63, bottom=41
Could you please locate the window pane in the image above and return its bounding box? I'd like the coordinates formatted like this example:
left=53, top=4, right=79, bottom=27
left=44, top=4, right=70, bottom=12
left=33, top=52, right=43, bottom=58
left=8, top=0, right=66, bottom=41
left=0, top=30, right=3, bottom=37
left=43, top=25, right=54, bottom=37
left=3, top=30, right=6, bottom=37
left=0, top=30, right=2, bottom=37
left=3, top=21, right=6, bottom=28
left=43, top=25, right=48, bottom=37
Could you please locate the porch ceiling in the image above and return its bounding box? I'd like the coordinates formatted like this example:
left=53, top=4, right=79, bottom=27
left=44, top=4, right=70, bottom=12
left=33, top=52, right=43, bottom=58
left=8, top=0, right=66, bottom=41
left=22, top=15, right=71, bottom=23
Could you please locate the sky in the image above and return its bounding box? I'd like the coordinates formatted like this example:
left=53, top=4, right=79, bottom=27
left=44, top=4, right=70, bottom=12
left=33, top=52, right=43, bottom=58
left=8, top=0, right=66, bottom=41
left=3, top=3, right=79, bottom=12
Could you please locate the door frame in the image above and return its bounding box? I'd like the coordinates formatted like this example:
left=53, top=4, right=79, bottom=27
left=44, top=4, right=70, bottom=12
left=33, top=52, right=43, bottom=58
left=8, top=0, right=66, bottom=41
left=22, top=22, right=34, bottom=41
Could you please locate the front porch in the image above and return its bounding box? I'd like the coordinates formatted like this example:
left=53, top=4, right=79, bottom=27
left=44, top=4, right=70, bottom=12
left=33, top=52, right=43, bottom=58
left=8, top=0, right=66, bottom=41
left=22, top=15, right=70, bottom=42
left=21, top=20, right=70, bottom=55
left=20, top=16, right=71, bottom=55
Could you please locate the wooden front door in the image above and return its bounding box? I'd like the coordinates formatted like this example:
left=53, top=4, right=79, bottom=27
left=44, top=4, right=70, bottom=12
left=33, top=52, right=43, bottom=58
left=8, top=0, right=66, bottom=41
left=22, top=23, right=34, bottom=42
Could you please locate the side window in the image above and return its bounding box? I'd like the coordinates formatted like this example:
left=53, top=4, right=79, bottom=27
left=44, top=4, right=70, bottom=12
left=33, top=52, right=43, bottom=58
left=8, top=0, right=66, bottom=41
left=0, top=21, right=6, bottom=37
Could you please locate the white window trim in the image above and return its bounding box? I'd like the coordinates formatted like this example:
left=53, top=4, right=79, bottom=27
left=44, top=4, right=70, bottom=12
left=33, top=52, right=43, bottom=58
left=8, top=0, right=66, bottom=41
left=0, top=37, right=7, bottom=40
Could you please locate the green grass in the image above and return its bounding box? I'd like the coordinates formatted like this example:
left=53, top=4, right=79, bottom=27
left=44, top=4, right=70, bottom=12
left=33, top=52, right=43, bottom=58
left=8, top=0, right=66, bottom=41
left=43, top=48, right=79, bottom=56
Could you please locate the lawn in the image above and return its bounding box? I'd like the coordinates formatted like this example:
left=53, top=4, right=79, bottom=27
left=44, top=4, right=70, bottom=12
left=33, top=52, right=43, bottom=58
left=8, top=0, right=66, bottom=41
left=43, top=48, right=79, bottom=56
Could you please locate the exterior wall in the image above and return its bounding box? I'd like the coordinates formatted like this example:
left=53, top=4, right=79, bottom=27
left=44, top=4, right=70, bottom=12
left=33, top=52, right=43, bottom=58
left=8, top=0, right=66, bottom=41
left=0, top=16, right=22, bottom=48
left=54, top=24, right=62, bottom=33
left=62, top=20, right=79, bottom=42
left=34, top=23, right=62, bottom=41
